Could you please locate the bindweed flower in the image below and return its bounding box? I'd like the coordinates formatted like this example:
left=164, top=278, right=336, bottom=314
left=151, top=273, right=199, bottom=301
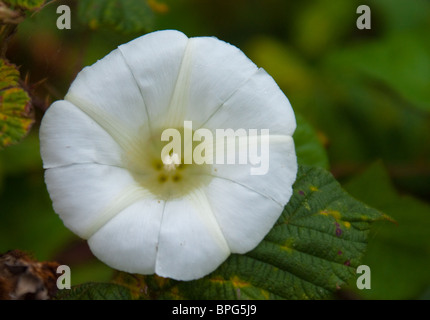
left=40, top=30, right=297, bottom=281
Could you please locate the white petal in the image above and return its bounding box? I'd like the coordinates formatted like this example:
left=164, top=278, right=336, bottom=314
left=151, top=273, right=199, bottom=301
left=65, top=49, right=150, bottom=152
left=203, top=68, right=296, bottom=136
left=40, top=100, right=124, bottom=169
left=204, top=178, right=283, bottom=253
left=118, top=30, right=189, bottom=128
left=211, top=135, right=297, bottom=207
left=174, top=36, right=259, bottom=128
left=45, top=163, right=146, bottom=239
left=88, top=198, right=165, bottom=275
left=155, top=190, right=230, bottom=280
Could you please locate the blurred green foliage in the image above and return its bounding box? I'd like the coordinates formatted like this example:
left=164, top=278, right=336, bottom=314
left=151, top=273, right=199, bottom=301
left=77, top=0, right=156, bottom=33
left=3, top=0, right=45, bottom=10
left=0, top=0, right=429, bottom=299
left=294, top=114, right=329, bottom=169
left=345, top=162, right=430, bottom=299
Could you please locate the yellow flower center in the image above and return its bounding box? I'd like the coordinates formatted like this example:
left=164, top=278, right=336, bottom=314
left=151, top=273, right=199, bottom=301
left=125, top=127, right=212, bottom=200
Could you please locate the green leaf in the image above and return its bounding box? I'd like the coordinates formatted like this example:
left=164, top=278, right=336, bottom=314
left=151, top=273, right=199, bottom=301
left=109, top=165, right=387, bottom=300
left=345, top=162, right=430, bottom=299
left=292, top=0, right=356, bottom=57
left=3, top=0, right=45, bottom=10
left=0, top=59, right=34, bottom=149
left=325, top=32, right=430, bottom=113
left=374, top=0, right=430, bottom=33
left=55, top=282, right=131, bottom=300
left=294, top=114, right=329, bottom=169
left=78, top=0, right=156, bottom=34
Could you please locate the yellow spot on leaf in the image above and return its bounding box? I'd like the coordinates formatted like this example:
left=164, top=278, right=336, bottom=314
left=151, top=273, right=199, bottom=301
left=209, top=276, right=226, bottom=285
left=210, top=276, right=250, bottom=288
left=309, top=186, right=318, bottom=192
left=280, top=238, right=294, bottom=253
left=343, top=221, right=351, bottom=228
left=382, top=213, right=397, bottom=224
left=320, top=209, right=341, bottom=220
left=261, top=289, right=270, bottom=299
left=231, top=276, right=250, bottom=288
left=112, top=272, right=148, bottom=299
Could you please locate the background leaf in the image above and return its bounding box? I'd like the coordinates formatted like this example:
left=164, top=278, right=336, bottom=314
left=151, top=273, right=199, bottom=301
left=0, top=59, right=33, bottom=149
left=103, top=165, right=387, bottom=300
left=294, top=114, right=329, bottom=169
left=325, top=33, right=430, bottom=113
left=78, top=0, right=159, bottom=34
left=344, top=162, right=430, bottom=299
left=3, top=0, right=45, bottom=11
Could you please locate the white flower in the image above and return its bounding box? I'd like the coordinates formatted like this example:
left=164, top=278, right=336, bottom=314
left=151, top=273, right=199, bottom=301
left=40, top=30, right=297, bottom=281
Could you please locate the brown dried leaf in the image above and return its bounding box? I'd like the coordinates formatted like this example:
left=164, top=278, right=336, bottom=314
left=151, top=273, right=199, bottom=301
left=0, top=249, right=59, bottom=300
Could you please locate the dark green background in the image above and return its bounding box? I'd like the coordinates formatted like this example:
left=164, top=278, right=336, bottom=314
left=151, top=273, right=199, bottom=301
left=1, top=0, right=429, bottom=299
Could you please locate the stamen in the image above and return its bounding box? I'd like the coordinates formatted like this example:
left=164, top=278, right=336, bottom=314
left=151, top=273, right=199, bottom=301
left=126, top=127, right=212, bottom=200
left=162, top=153, right=181, bottom=171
